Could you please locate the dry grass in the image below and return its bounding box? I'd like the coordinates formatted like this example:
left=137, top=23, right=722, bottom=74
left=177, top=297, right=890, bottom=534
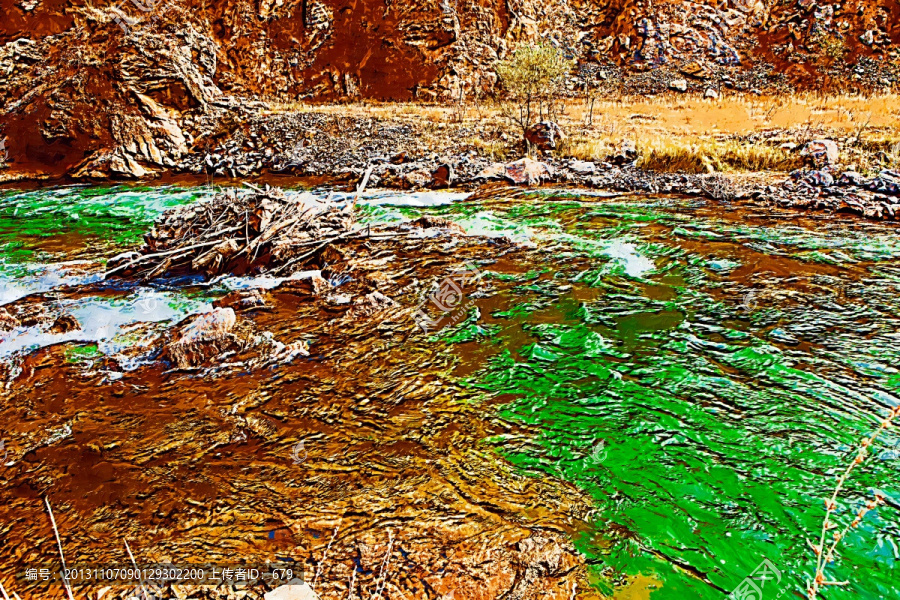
left=637, top=139, right=802, bottom=173
left=562, top=137, right=801, bottom=173
left=268, top=92, right=900, bottom=174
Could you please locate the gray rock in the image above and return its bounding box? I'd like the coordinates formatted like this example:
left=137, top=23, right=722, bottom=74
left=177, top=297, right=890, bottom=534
left=669, top=78, right=688, bottom=92
left=569, top=160, right=596, bottom=175
left=800, top=139, right=839, bottom=167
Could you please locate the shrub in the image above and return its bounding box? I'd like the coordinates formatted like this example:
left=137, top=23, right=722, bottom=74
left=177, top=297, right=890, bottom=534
left=495, top=43, right=574, bottom=140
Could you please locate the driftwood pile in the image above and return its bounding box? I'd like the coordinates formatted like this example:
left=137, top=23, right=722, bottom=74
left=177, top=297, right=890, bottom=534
left=106, top=183, right=360, bottom=280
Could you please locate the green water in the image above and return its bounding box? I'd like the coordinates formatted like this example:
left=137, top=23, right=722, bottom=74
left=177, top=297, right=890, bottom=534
left=3, top=186, right=899, bottom=599
left=433, top=193, right=900, bottom=599
left=0, top=184, right=212, bottom=263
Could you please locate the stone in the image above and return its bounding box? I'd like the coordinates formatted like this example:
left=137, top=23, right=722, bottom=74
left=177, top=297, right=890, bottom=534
left=860, top=30, right=874, bottom=45
left=407, top=215, right=466, bottom=234
left=669, top=78, right=688, bottom=92
left=679, top=61, right=710, bottom=78
left=477, top=157, right=554, bottom=186
left=213, top=289, right=267, bottom=312
left=569, top=160, right=596, bottom=175
left=49, top=314, right=81, bottom=334
left=264, top=581, right=319, bottom=600
left=838, top=171, right=865, bottom=186
left=800, top=139, right=839, bottom=167
left=162, top=308, right=238, bottom=369
left=524, top=121, right=565, bottom=152
left=804, top=169, right=835, bottom=187
left=430, top=163, right=454, bottom=188
left=0, top=307, right=18, bottom=332
left=403, top=169, right=431, bottom=189
left=704, top=87, right=719, bottom=99
left=611, top=140, right=638, bottom=165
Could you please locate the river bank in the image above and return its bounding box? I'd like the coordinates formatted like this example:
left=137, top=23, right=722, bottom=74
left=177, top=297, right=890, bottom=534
left=3, top=97, right=900, bottom=223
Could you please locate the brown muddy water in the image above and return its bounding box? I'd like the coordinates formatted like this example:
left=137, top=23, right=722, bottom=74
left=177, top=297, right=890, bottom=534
left=1, top=184, right=900, bottom=600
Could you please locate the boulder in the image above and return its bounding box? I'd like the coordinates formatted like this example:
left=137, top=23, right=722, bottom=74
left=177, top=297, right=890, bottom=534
left=403, top=169, right=432, bottom=189
left=803, top=169, right=835, bottom=187
left=478, top=157, right=554, bottom=186
left=49, top=314, right=81, bottom=334
left=430, top=163, right=454, bottom=188
left=524, top=121, right=565, bottom=152
left=0, top=307, right=18, bottom=332
left=669, top=78, right=688, bottom=92
left=800, top=139, right=839, bottom=167
left=568, top=160, right=596, bottom=175
left=704, top=87, right=719, bottom=99
left=162, top=308, right=238, bottom=369
left=838, top=171, right=865, bottom=186
left=612, top=140, right=638, bottom=165
left=679, top=61, right=710, bottom=79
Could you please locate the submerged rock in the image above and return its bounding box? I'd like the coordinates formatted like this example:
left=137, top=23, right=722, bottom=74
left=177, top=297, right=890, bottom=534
left=213, top=289, right=267, bottom=312
left=162, top=308, right=238, bottom=369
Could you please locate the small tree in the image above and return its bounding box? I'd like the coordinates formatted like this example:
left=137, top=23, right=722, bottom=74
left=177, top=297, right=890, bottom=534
left=495, top=42, right=574, bottom=138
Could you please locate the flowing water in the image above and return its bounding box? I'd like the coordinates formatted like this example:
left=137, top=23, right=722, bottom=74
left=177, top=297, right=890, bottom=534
left=1, top=183, right=899, bottom=599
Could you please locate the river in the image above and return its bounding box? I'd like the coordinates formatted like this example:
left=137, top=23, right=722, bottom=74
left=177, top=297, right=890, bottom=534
left=1, top=183, right=898, bottom=599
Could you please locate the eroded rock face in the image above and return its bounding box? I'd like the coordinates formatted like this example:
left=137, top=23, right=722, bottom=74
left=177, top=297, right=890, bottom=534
left=0, top=15, right=220, bottom=179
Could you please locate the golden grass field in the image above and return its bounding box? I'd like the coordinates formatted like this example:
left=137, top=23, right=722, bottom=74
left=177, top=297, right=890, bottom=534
left=271, top=93, right=900, bottom=174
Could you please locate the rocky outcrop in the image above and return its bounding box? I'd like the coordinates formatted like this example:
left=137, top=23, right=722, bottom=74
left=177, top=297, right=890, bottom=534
left=0, top=9, right=221, bottom=178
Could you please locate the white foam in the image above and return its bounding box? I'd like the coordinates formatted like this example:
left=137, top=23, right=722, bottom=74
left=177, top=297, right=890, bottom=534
left=0, top=260, right=103, bottom=305
left=602, top=240, right=656, bottom=278
left=0, top=289, right=211, bottom=363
